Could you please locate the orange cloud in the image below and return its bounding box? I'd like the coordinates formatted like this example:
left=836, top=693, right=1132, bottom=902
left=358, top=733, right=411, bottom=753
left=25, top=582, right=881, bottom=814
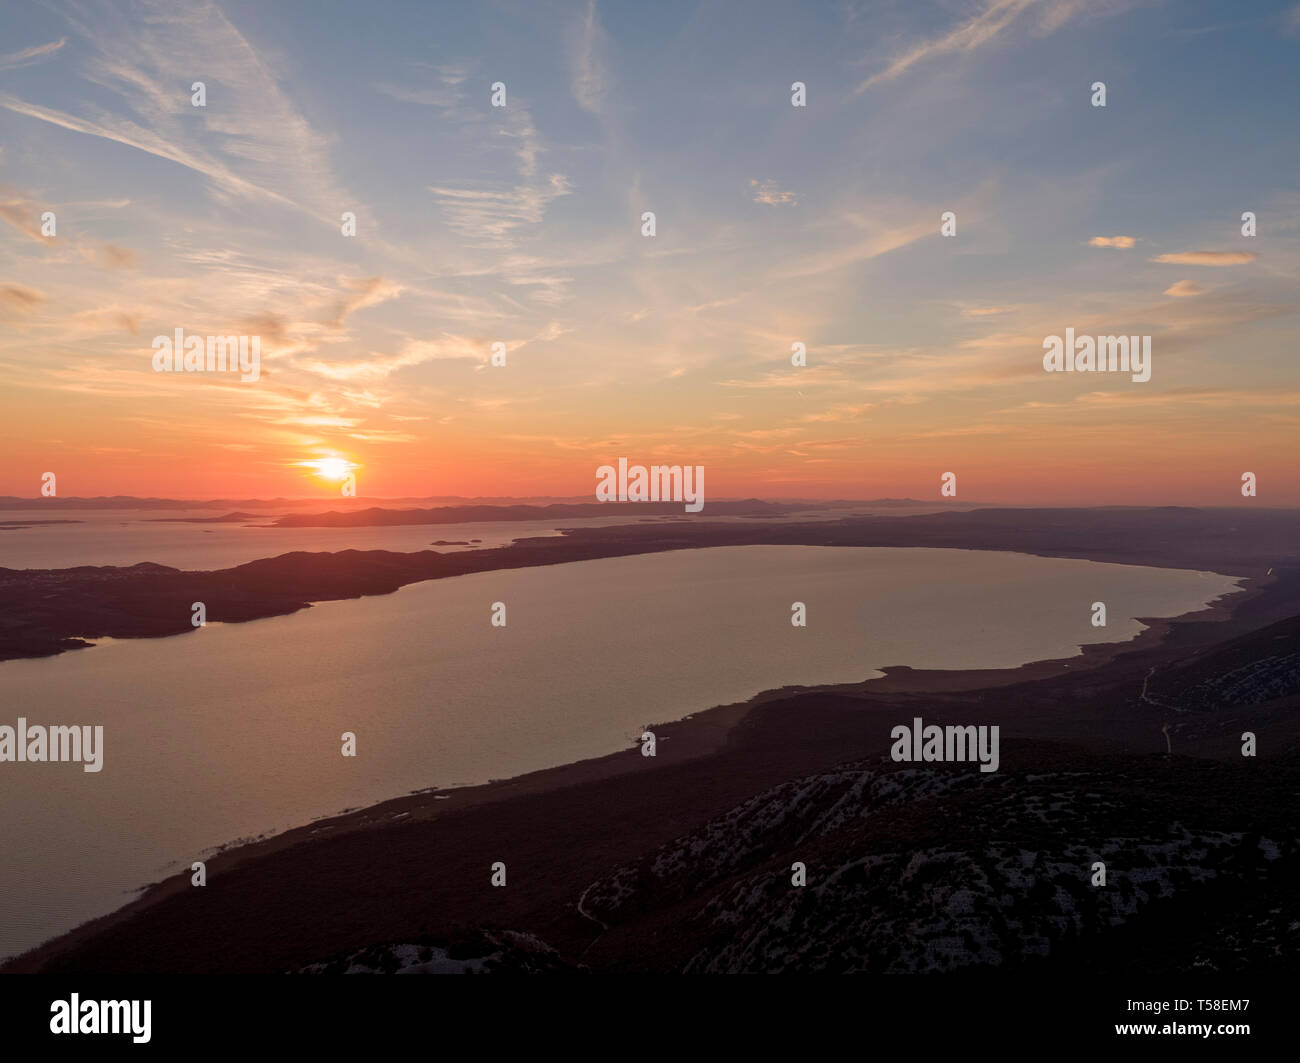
left=325, top=276, right=403, bottom=329
left=0, top=200, right=45, bottom=241
left=1150, top=251, right=1257, bottom=265
left=0, top=282, right=44, bottom=316
left=72, top=305, right=144, bottom=334
left=99, top=243, right=138, bottom=268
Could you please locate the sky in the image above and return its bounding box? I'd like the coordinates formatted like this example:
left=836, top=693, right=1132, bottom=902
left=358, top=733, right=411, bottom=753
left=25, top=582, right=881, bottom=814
left=0, top=0, right=1297, bottom=504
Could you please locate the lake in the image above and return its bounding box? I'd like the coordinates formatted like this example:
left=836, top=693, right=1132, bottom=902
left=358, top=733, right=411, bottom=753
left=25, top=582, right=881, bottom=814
left=0, top=503, right=962, bottom=570
left=0, top=545, right=1239, bottom=959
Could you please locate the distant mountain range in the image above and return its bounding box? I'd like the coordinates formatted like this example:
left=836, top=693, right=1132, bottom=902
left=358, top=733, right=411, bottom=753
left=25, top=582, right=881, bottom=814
left=269, top=500, right=811, bottom=527
left=0, top=495, right=937, bottom=511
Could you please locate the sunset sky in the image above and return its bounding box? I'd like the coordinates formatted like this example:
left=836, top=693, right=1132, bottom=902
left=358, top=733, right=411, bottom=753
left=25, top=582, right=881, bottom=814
left=1, top=0, right=1297, bottom=503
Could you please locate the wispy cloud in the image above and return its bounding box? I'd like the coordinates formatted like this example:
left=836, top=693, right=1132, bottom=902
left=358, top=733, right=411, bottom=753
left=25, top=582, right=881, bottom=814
left=97, top=243, right=138, bottom=269
left=1150, top=250, right=1257, bottom=265
left=855, top=0, right=1138, bottom=92
left=0, top=37, right=66, bottom=71
left=430, top=175, right=574, bottom=251
left=0, top=95, right=306, bottom=215
left=855, top=0, right=1103, bottom=92
left=0, top=282, right=46, bottom=318
left=782, top=182, right=993, bottom=279
left=1089, top=235, right=1138, bottom=248
left=749, top=179, right=799, bottom=206
left=858, top=0, right=1032, bottom=90
left=324, top=277, right=403, bottom=329
left=0, top=197, right=46, bottom=241
left=2, top=1, right=355, bottom=224
left=303, top=335, right=482, bottom=383
left=1163, top=279, right=1205, bottom=297
left=72, top=304, right=143, bottom=334
left=569, top=0, right=606, bottom=114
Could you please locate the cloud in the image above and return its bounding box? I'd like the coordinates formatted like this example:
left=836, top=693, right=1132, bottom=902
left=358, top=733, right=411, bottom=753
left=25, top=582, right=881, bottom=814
left=962, top=305, right=1014, bottom=317
left=749, top=179, right=799, bottom=206
left=374, top=82, right=458, bottom=109
left=325, top=276, right=403, bottom=329
left=1011, top=388, right=1300, bottom=413
left=429, top=175, right=574, bottom=250
left=1163, top=279, right=1205, bottom=297
left=436, top=63, right=471, bottom=86
left=1089, top=235, right=1138, bottom=248
left=857, top=0, right=1036, bottom=90
left=782, top=181, right=993, bottom=279
left=98, top=243, right=138, bottom=268
left=800, top=402, right=878, bottom=423
left=2, top=192, right=139, bottom=266
left=1, top=2, right=357, bottom=224
left=531, top=320, right=572, bottom=343
left=958, top=330, right=1039, bottom=350
left=72, top=305, right=143, bottom=334
left=855, top=0, right=1135, bottom=92
left=0, top=38, right=66, bottom=71
left=858, top=0, right=1095, bottom=91
left=0, top=282, right=45, bottom=317
left=303, top=335, right=482, bottom=383
left=282, top=416, right=360, bottom=429
left=241, top=312, right=293, bottom=349
left=422, top=92, right=571, bottom=259
left=719, top=372, right=819, bottom=391
left=0, top=94, right=304, bottom=215
left=496, top=110, right=543, bottom=178
left=0, top=199, right=46, bottom=241
left=569, top=0, right=606, bottom=114
left=782, top=215, right=935, bottom=278
left=1150, top=251, right=1257, bottom=265
left=68, top=198, right=132, bottom=210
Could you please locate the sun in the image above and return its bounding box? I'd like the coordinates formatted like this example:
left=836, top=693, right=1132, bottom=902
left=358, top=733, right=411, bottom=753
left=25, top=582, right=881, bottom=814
left=301, top=457, right=355, bottom=482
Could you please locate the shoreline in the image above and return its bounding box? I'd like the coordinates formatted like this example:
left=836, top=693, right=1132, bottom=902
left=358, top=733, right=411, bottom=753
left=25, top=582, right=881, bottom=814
left=2, top=505, right=1294, bottom=663
left=4, top=546, right=1285, bottom=972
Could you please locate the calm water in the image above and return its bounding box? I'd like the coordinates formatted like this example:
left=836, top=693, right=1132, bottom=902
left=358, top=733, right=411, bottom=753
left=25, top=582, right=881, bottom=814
left=0, top=503, right=960, bottom=570
left=0, top=545, right=1238, bottom=959
left=0, top=508, right=605, bottom=569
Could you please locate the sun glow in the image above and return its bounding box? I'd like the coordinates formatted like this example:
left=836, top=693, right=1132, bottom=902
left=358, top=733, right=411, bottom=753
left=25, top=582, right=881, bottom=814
left=301, top=457, right=355, bottom=482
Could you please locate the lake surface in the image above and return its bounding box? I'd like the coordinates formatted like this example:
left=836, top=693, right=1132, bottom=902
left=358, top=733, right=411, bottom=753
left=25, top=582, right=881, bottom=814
left=0, top=503, right=961, bottom=570
left=0, top=508, right=606, bottom=569
left=0, top=545, right=1239, bottom=959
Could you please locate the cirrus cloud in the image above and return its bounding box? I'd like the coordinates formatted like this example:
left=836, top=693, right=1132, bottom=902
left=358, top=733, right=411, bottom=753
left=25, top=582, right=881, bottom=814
left=0, top=37, right=66, bottom=71
left=1150, top=250, right=1257, bottom=265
